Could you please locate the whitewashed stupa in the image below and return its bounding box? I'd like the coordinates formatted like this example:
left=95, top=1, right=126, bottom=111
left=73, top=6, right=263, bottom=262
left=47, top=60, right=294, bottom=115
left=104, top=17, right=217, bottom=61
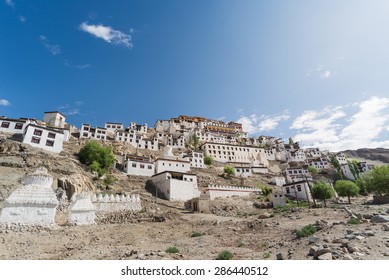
left=68, top=192, right=95, bottom=225
left=0, top=167, right=58, bottom=226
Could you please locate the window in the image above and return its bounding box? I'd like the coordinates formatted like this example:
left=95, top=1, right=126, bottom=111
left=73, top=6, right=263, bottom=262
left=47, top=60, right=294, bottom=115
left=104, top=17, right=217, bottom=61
left=31, top=136, right=40, bottom=144
left=14, top=123, right=23, bottom=130
left=46, top=140, right=54, bottom=147
left=83, top=126, right=89, bottom=131
left=140, top=164, right=145, bottom=169
left=297, top=185, right=302, bottom=192
left=34, top=129, right=43, bottom=136
left=48, top=132, right=56, bottom=139
left=286, top=187, right=290, bottom=194
left=132, top=163, right=137, bottom=168
left=1, top=122, right=10, bottom=128
left=148, top=165, right=152, bottom=170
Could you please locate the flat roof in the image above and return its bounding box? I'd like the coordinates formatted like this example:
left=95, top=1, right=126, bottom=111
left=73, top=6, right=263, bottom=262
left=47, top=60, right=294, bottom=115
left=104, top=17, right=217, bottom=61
left=26, top=123, right=64, bottom=134
left=44, top=111, right=65, bottom=117
left=152, top=170, right=196, bottom=178
left=0, top=117, right=27, bottom=123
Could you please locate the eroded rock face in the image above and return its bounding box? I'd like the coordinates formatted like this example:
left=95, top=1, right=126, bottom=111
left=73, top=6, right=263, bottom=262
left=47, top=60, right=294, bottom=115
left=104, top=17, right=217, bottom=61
left=0, top=167, right=58, bottom=226
left=57, top=173, right=96, bottom=199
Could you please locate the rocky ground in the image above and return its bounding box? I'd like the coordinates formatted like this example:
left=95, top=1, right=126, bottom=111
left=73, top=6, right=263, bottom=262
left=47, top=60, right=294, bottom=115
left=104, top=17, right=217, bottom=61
left=1, top=195, right=389, bottom=260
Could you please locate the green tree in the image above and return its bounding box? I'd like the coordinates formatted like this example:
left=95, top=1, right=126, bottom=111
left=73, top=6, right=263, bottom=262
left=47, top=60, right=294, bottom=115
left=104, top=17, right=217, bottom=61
left=355, top=176, right=367, bottom=195
left=308, top=166, right=319, bottom=175
left=364, top=165, right=389, bottom=196
left=329, top=155, right=344, bottom=180
left=78, top=140, right=115, bottom=177
left=103, top=174, right=117, bottom=187
left=311, top=181, right=334, bottom=207
left=288, top=137, right=294, bottom=145
left=204, top=155, right=214, bottom=166
left=224, top=165, right=235, bottom=176
left=334, top=180, right=360, bottom=204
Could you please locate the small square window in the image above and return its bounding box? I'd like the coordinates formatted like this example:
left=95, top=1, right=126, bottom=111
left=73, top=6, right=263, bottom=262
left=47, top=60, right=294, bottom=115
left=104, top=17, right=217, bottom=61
left=33, top=129, right=43, bottom=136
left=31, top=136, right=40, bottom=144
left=1, top=122, right=10, bottom=128
left=48, top=132, right=56, bottom=139
left=14, top=123, right=23, bottom=130
left=46, top=140, right=54, bottom=147
left=132, top=163, right=136, bottom=168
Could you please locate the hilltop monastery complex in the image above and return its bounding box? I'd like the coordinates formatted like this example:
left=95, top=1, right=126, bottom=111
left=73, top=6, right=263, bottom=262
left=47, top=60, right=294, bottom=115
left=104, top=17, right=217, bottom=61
left=0, top=112, right=374, bottom=207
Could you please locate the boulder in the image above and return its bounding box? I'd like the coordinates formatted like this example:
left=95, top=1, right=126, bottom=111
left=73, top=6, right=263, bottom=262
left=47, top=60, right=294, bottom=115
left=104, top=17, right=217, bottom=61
left=370, top=215, right=389, bottom=223
left=58, top=173, right=96, bottom=199
left=317, top=252, right=332, bottom=260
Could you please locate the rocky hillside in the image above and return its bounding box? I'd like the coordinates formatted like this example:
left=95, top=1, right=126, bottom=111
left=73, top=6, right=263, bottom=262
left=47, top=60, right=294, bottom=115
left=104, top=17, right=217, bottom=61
left=342, top=148, right=389, bottom=164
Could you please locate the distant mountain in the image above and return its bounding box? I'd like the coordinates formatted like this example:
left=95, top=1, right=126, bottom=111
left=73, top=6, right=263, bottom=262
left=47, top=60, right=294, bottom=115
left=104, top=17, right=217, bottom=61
left=342, top=148, right=389, bottom=164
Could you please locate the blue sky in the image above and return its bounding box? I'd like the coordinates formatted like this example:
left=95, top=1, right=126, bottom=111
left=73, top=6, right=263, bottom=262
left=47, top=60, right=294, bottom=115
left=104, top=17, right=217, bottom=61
left=1, top=0, right=389, bottom=151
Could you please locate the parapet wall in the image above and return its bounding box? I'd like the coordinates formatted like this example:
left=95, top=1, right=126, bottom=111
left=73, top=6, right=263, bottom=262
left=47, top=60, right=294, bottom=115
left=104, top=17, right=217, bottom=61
left=91, top=194, right=141, bottom=212
left=205, top=184, right=259, bottom=200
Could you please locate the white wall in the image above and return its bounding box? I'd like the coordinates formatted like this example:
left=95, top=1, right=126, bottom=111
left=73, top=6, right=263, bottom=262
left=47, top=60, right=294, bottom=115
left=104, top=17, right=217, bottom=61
left=22, top=125, right=64, bottom=153
left=124, top=160, right=155, bottom=177
left=151, top=172, right=199, bottom=201
left=283, top=182, right=312, bottom=201
left=0, top=118, right=28, bottom=134
left=205, top=185, right=259, bottom=200
left=155, top=159, right=191, bottom=174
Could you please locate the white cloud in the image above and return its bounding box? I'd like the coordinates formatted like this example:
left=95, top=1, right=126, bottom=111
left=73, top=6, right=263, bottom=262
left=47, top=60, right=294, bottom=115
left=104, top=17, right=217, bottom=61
left=237, top=112, right=290, bottom=134
left=258, top=114, right=290, bottom=131
left=306, top=63, right=334, bottom=79
left=39, top=35, right=61, bottom=55
left=5, top=0, right=14, bottom=7
left=64, top=59, right=90, bottom=69
left=65, top=109, right=80, bottom=116
left=0, top=99, right=10, bottom=106
left=291, top=96, right=389, bottom=151
left=79, top=22, right=132, bottom=48
left=321, top=70, right=331, bottom=79
left=19, top=15, right=25, bottom=22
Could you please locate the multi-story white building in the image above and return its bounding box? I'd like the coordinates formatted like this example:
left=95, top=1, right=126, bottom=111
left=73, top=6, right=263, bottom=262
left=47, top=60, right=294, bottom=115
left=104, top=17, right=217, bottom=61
left=305, top=147, right=321, bottom=158
left=151, top=171, right=200, bottom=201
left=115, top=128, right=158, bottom=151
left=43, top=111, right=66, bottom=128
left=105, top=122, right=123, bottom=133
left=335, top=153, right=348, bottom=165
left=122, top=154, right=155, bottom=177
left=80, top=124, right=107, bottom=140
left=282, top=181, right=312, bottom=201
left=307, top=157, right=330, bottom=169
left=0, top=117, right=34, bottom=135
left=284, top=167, right=311, bottom=183
left=289, top=149, right=306, bottom=162
left=22, top=123, right=65, bottom=153
left=200, top=142, right=269, bottom=166
left=180, top=151, right=205, bottom=168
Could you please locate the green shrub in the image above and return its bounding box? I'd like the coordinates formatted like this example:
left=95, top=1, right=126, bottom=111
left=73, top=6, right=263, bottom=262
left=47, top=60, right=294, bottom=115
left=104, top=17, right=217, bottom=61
left=308, top=166, right=319, bottom=175
left=260, top=185, right=273, bottom=197
left=347, top=217, right=361, bottom=225
left=204, top=155, right=214, bottom=166
left=216, top=250, right=234, bottom=260
left=191, top=231, right=204, bottom=237
left=263, top=252, right=271, bottom=259
left=165, top=246, right=179, bottom=253
left=237, top=240, right=244, bottom=247
left=224, top=165, right=235, bottom=176
left=295, top=225, right=317, bottom=238
left=78, top=140, right=115, bottom=177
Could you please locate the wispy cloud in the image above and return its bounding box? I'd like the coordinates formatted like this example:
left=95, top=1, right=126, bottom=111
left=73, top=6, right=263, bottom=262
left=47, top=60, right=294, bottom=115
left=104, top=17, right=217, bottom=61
left=79, top=22, right=133, bottom=48
left=57, top=101, right=83, bottom=116
left=64, top=59, right=91, bottom=69
left=19, top=15, right=25, bottom=22
left=0, top=99, right=10, bottom=106
left=39, top=35, right=61, bottom=55
left=306, top=63, right=334, bottom=79
left=5, top=0, right=14, bottom=7
left=291, top=96, right=389, bottom=151
left=237, top=112, right=290, bottom=134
